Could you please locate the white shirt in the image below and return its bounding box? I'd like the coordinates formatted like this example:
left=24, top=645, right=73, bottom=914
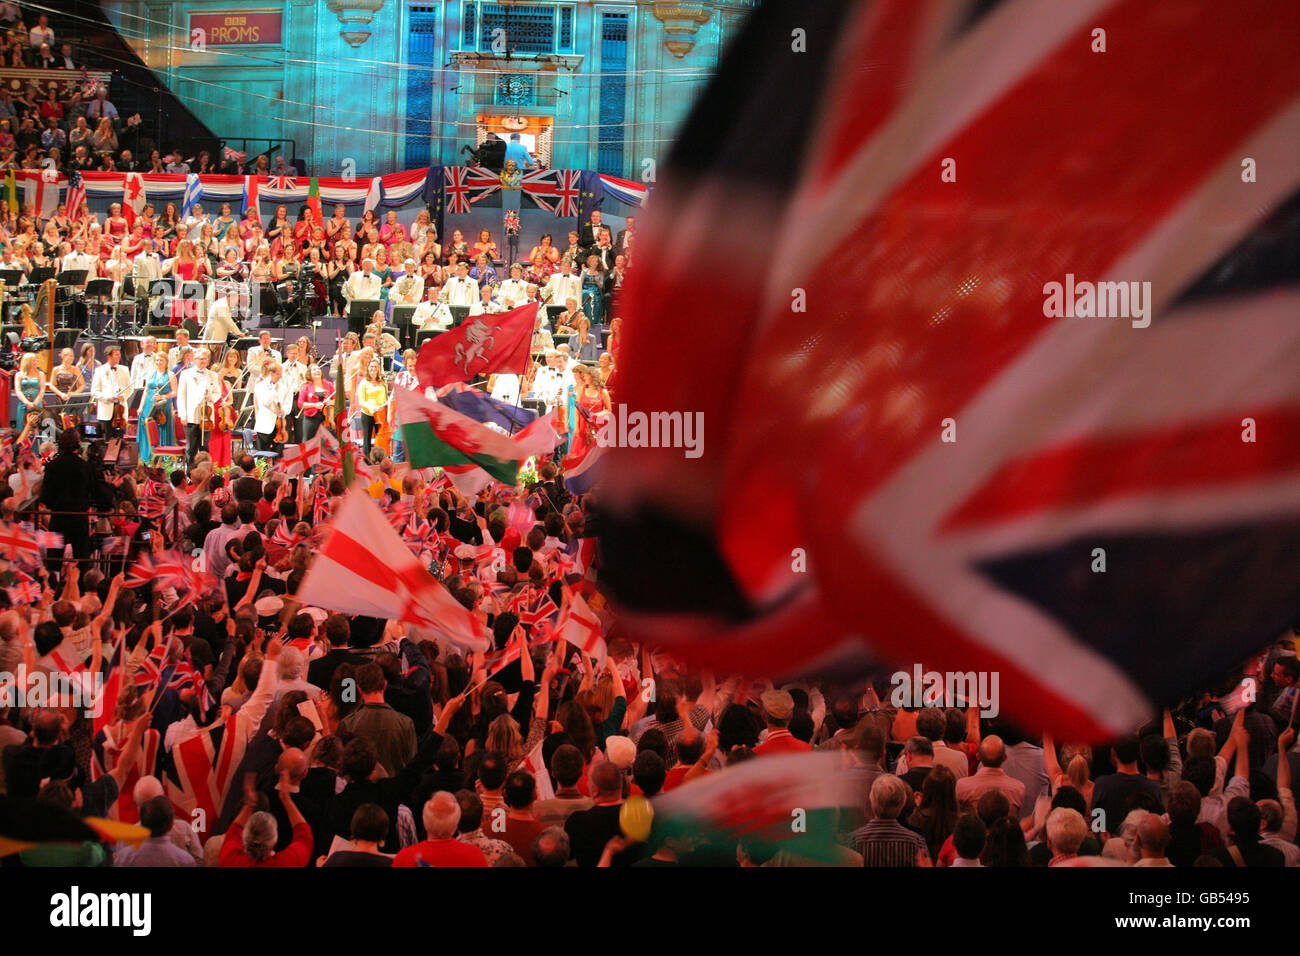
left=543, top=272, right=581, bottom=308
left=253, top=378, right=290, bottom=433
left=176, top=366, right=220, bottom=425
left=469, top=296, right=505, bottom=317
left=133, top=253, right=164, bottom=281
left=442, top=275, right=478, bottom=308
left=490, top=374, right=520, bottom=406
left=203, top=299, right=243, bottom=341
left=29, top=25, right=54, bottom=47
left=496, top=279, right=528, bottom=309
left=89, top=363, right=131, bottom=421
left=390, top=273, right=424, bottom=306
left=531, top=365, right=572, bottom=412
left=130, top=350, right=159, bottom=390
left=281, top=360, right=309, bottom=396
left=343, top=270, right=381, bottom=303
left=60, top=252, right=96, bottom=282
left=245, top=345, right=281, bottom=384
left=413, top=300, right=453, bottom=331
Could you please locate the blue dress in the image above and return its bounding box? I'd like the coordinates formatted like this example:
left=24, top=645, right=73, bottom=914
left=581, top=271, right=605, bottom=328
left=137, top=369, right=176, bottom=461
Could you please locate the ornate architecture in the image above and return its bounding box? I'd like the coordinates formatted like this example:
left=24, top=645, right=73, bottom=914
left=102, top=0, right=756, bottom=176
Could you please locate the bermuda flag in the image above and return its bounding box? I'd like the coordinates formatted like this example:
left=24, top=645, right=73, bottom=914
left=122, top=172, right=146, bottom=227
left=394, top=386, right=554, bottom=485
left=554, top=588, right=605, bottom=668
left=650, top=751, right=865, bottom=862
left=415, top=303, right=536, bottom=387
left=296, top=490, right=491, bottom=652
left=600, top=0, right=1300, bottom=740
left=242, top=175, right=261, bottom=226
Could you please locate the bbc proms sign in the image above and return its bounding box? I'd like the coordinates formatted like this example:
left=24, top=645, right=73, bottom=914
left=189, top=10, right=283, bottom=46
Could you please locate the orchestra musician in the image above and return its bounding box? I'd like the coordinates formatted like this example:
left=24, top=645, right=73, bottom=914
left=176, top=346, right=221, bottom=465
left=129, top=335, right=160, bottom=391
left=390, top=259, right=424, bottom=351
left=89, top=345, right=132, bottom=438
left=496, top=263, right=529, bottom=309
left=356, top=358, right=388, bottom=462
left=167, top=329, right=192, bottom=370
left=253, top=361, right=291, bottom=453
left=442, top=260, right=478, bottom=309
left=281, top=341, right=310, bottom=441
left=246, top=329, right=281, bottom=388
left=413, top=283, right=452, bottom=332
left=203, top=285, right=246, bottom=342
left=298, top=364, right=335, bottom=441
left=342, top=258, right=382, bottom=335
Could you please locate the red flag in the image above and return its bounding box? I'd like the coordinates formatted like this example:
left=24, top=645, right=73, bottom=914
left=415, top=303, right=536, bottom=387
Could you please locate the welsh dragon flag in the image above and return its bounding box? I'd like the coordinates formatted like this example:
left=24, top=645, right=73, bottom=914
left=296, top=490, right=490, bottom=652
left=393, top=386, right=559, bottom=485
left=649, top=751, right=865, bottom=863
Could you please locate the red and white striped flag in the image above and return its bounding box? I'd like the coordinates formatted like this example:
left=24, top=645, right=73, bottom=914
left=295, top=490, right=490, bottom=652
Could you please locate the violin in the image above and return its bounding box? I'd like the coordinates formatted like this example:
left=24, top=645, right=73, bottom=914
left=217, top=397, right=237, bottom=431
left=322, top=400, right=336, bottom=432
left=374, top=402, right=393, bottom=456
left=274, top=415, right=288, bottom=443
left=111, top=398, right=127, bottom=432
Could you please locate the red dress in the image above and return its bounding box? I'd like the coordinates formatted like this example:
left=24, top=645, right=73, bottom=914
left=169, top=260, right=203, bottom=326
left=208, top=378, right=233, bottom=467
left=562, top=388, right=607, bottom=469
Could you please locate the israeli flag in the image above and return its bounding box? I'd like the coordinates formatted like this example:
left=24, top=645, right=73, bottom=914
left=180, top=173, right=202, bottom=219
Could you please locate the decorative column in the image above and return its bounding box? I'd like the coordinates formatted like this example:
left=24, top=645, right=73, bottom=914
left=649, top=2, right=715, bottom=58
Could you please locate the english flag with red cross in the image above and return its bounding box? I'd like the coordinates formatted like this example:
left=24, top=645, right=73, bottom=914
left=600, top=0, right=1300, bottom=741
left=295, top=490, right=491, bottom=653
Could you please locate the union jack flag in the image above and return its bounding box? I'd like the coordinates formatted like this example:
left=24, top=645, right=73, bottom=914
left=525, top=169, right=581, bottom=217
left=515, top=587, right=559, bottom=630
left=603, top=0, right=1300, bottom=741
left=5, top=571, right=40, bottom=605
left=134, top=644, right=170, bottom=695
left=0, top=522, right=41, bottom=567
left=268, top=174, right=297, bottom=190
left=443, top=166, right=477, bottom=215
left=169, top=653, right=216, bottom=712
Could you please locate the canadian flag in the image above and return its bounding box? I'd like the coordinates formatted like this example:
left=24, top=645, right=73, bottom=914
left=295, top=490, right=490, bottom=653
left=554, top=589, right=606, bottom=669
left=123, top=172, right=147, bottom=227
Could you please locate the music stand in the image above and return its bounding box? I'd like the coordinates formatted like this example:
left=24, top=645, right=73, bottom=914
left=415, top=329, right=443, bottom=350
left=28, top=266, right=56, bottom=285
left=544, top=304, right=567, bottom=325
left=84, top=278, right=114, bottom=338
left=348, top=300, right=381, bottom=336
left=449, top=305, right=471, bottom=328
left=57, top=269, right=88, bottom=287
left=0, top=269, right=23, bottom=286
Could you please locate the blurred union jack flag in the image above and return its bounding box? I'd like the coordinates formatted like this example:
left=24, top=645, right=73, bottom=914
left=601, top=0, right=1300, bottom=740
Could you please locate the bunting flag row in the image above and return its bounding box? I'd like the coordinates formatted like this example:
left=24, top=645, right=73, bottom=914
left=9, top=166, right=648, bottom=217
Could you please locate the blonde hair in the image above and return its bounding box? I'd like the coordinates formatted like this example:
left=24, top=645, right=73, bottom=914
left=486, top=713, right=525, bottom=762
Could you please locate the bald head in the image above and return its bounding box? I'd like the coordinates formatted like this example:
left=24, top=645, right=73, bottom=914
left=1135, top=814, right=1170, bottom=859
left=978, top=735, right=1007, bottom=768
left=276, top=747, right=309, bottom=784
left=133, top=775, right=165, bottom=806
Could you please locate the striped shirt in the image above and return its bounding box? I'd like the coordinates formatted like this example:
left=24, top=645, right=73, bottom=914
left=850, top=819, right=927, bottom=867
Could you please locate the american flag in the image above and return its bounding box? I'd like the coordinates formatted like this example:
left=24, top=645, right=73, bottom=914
left=64, top=169, right=86, bottom=218
left=601, top=0, right=1300, bottom=740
